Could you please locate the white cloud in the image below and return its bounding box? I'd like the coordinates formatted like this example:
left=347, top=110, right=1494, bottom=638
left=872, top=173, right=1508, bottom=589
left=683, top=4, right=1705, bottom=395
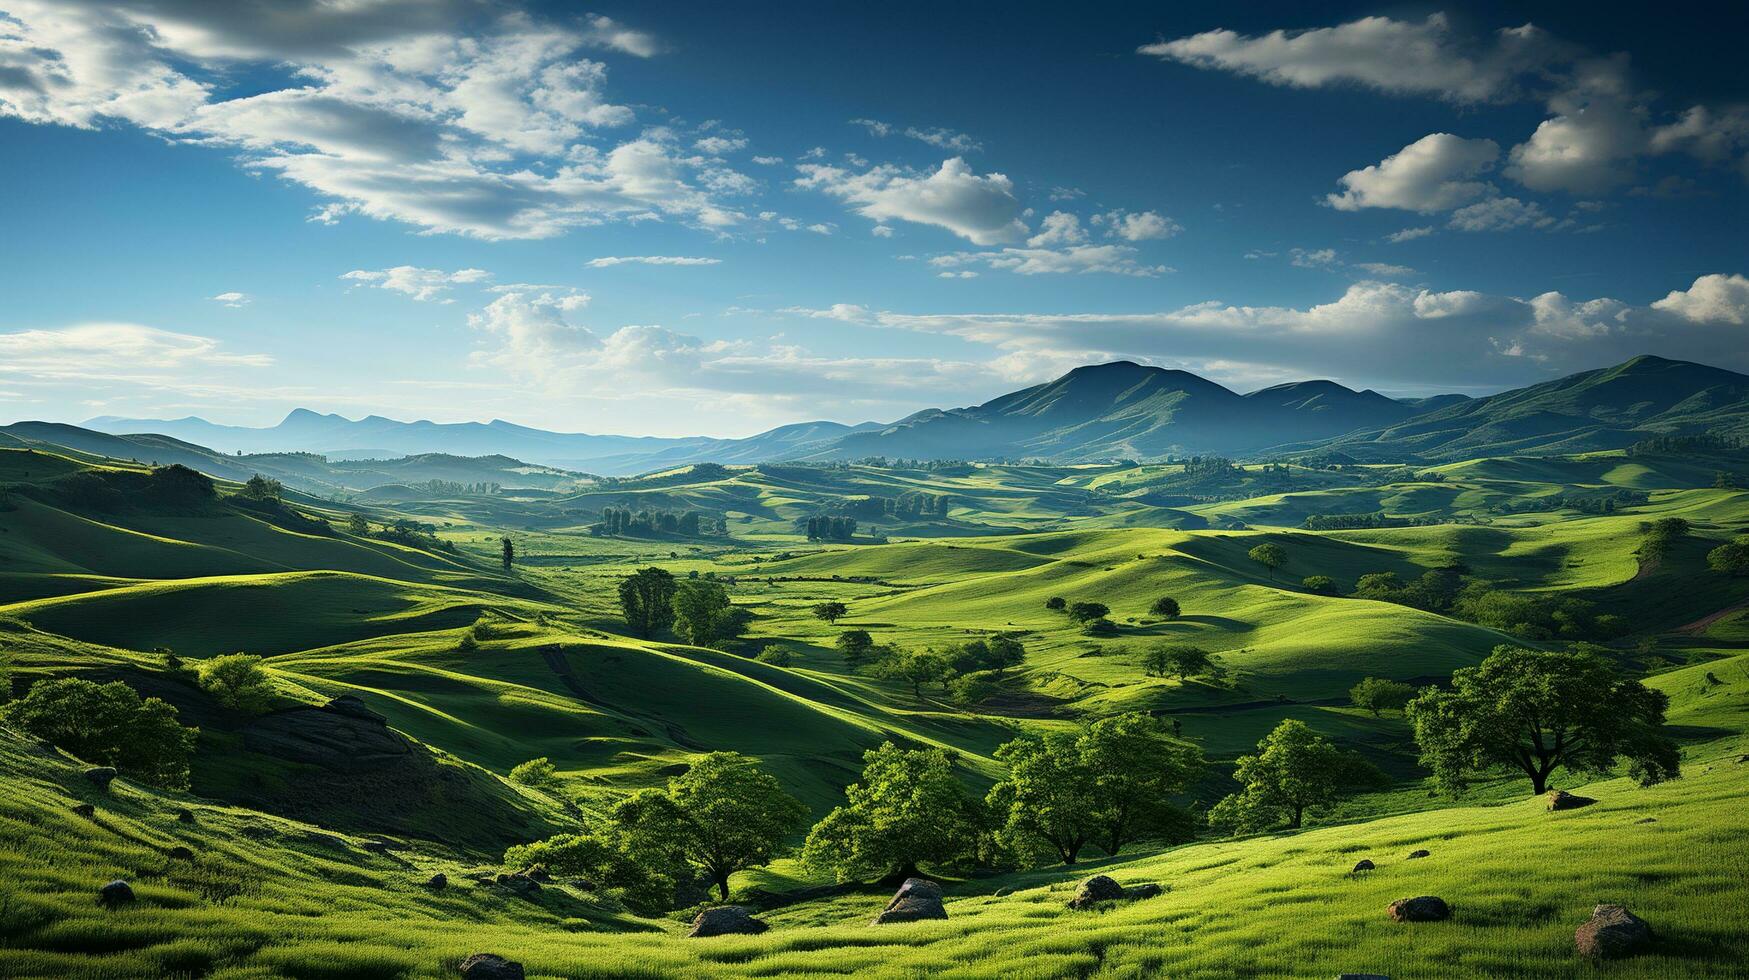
left=0, top=322, right=272, bottom=379
left=1289, top=247, right=1338, bottom=268
left=1385, top=226, right=1434, bottom=243
left=1651, top=273, right=1749, bottom=325
left=1026, top=211, right=1088, bottom=247
left=1326, top=133, right=1499, bottom=212
left=1352, top=262, right=1416, bottom=278
left=850, top=118, right=981, bottom=153
left=1505, top=95, right=1646, bottom=194
left=871, top=225, right=895, bottom=238
left=341, top=266, right=491, bottom=301
left=931, top=244, right=1168, bottom=278
left=694, top=135, right=747, bottom=156
left=796, top=157, right=1029, bottom=244
left=1446, top=196, right=1554, bottom=232
left=1092, top=209, right=1181, bottom=241
left=580, top=15, right=660, bottom=58
left=210, top=291, right=251, bottom=308
left=586, top=256, right=722, bottom=268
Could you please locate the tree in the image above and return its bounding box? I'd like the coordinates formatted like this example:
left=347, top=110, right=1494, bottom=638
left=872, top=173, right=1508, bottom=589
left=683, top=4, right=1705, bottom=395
left=1301, top=575, right=1338, bottom=595
left=988, top=713, right=1201, bottom=866
left=1067, top=601, right=1109, bottom=623
left=618, top=567, right=678, bottom=638
left=672, top=579, right=751, bottom=648
left=812, top=601, right=848, bottom=625
left=878, top=649, right=951, bottom=698
left=802, top=742, right=982, bottom=883
left=503, top=832, right=671, bottom=913
left=2, top=678, right=198, bottom=789
left=836, top=629, right=875, bottom=668
left=1144, top=645, right=1213, bottom=680
left=1349, top=677, right=1416, bottom=716
left=613, top=751, right=806, bottom=901
left=1248, top=542, right=1287, bottom=582
left=346, top=512, right=370, bottom=536
left=1208, top=719, right=1383, bottom=833
left=509, top=757, right=560, bottom=789
left=985, top=635, right=1025, bottom=676
left=500, top=536, right=515, bottom=570
left=1407, top=646, right=1681, bottom=796
left=1044, top=596, right=1066, bottom=612
left=1149, top=596, right=1181, bottom=619
left=241, top=474, right=283, bottom=503
left=199, top=654, right=275, bottom=714
left=1708, top=537, right=1749, bottom=576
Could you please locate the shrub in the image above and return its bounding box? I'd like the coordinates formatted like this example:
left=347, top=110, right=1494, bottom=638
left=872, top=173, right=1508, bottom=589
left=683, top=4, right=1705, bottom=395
left=1349, top=676, right=1416, bottom=716
left=1150, top=596, right=1181, bottom=619
left=1044, top=596, right=1066, bottom=612
left=2, top=677, right=198, bottom=788
left=1082, top=618, right=1119, bottom=637
left=1301, top=575, right=1338, bottom=595
left=199, top=654, right=275, bottom=714
left=509, top=757, right=561, bottom=789
left=755, top=648, right=794, bottom=667
left=1067, top=601, right=1109, bottom=623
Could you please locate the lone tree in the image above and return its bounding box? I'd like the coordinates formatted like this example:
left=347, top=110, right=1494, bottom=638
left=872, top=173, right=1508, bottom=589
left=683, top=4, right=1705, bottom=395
left=988, top=713, right=1201, bottom=865
left=346, top=512, right=370, bottom=536
left=1407, top=645, right=1681, bottom=795
left=509, top=757, right=560, bottom=789
left=613, top=751, right=806, bottom=901
left=1208, top=719, right=1384, bottom=833
left=836, top=629, right=875, bottom=668
left=1248, top=542, right=1287, bottom=582
left=812, top=601, right=849, bottom=625
left=2, top=678, right=198, bottom=789
left=672, top=579, right=751, bottom=648
left=199, top=654, right=275, bottom=714
left=1149, top=596, right=1181, bottom=619
left=802, top=742, right=982, bottom=883
left=1143, top=644, right=1214, bottom=680
left=618, top=567, right=678, bottom=638
left=241, top=473, right=283, bottom=503
left=1349, top=676, right=1416, bottom=716
left=1045, top=596, right=1067, bottom=612
left=500, top=536, right=515, bottom=570
left=878, top=649, right=951, bottom=699
left=1067, top=600, right=1110, bottom=623
left=1301, top=575, right=1338, bottom=595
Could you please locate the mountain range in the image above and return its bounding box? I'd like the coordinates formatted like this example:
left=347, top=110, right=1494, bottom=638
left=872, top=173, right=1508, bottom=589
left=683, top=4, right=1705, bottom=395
left=58, top=355, right=1749, bottom=475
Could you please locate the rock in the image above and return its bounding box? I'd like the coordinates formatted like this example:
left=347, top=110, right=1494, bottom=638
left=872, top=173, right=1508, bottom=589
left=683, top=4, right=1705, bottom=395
left=166, top=846, right=195, bottom=861
left=1575, top=904, right=1652, bottom=959
left=98, top=880, right=135, bottom=907
left=1124, top=882, right=1163, bottom=900
left=324, top=694, right=387, bottom=724
left=522, top=865, right=551, bottom=883
left=174, top=808, right=195, bottom=824
left=1352, top=859, right=1376, bottom=873
left=71, top=802, right=96, bottom=818
left=1406, top=849, right=1431, bottom=860
left=1338, top=974, right=1392, bottom=979
left=1635, top=817, right=1657, bottom=824
left=458, top=953, right=524, bottom=980
left=688, top=906, right=769, bottom=937
left=426, top=873, right=448, bottom=890
left=83, top=767, right=118, bottom=790
left=1387, top=896, right=1451, bottom=922
left=1067, top=874, right=1126, bottom=909
left=361, top=840, right=390, bottom=854
left=242, top=699, right=411, bottom=773
left=872, top=877, right=947, bottom=924
left=1547, top=790, right=1596, bottom=811
left=493, top=873, right=541, bottom=896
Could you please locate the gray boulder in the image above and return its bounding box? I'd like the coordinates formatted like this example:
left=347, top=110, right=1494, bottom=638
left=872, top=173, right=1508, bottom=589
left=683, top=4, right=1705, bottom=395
left=99, top=880, right=135, bottom=907
left=174, top=808, right=195, bottom=824
left=426, top=873, right=448, bottom=890
left=242, top=697, right=411, bottom=773
left=689, top=906, right=769, bottom=937
left=71, top=802, right=95, bottom=818
left=166, top=846, right=195, bottom=861
left=1406, top=849, right=1430, bottom=859
left=1547, top=790, right=1596, bottom=811
left=84, top=767, right=118, bottom=789
left=1575, top=904, right=1652, bottom=958
left=1351, top=859, right=1375, bottom=873
left=1067, top=874, right=1125, bottom=909
left=458, top=953, right=524, bottom=980
left=1387, top=896, right=1450, bottom=922
left=872, top=877, right=947, bottom=924
left=1124, top=882, right=1163, bottom=900
left=493, top=872, right=541, bottom=896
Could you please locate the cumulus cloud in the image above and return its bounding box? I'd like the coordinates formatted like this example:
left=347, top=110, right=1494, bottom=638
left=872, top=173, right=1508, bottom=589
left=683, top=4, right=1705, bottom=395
left=1505, top=94, right=1646, bottom=193
left=341, top=266, right=491, bottom=301
left=0, top=2, right=747, bottom=239
left=1026, top=211, right=1088, bottom=247
left=796, top=157, right=1029, bottom=244
left=210, top=291, right=250, bottom=308
left=1093, top=209, right=1181, bottom=240
left=1326, top=133, right=1499, bottom=212
left=586, top=256, right=722, bottom=267
left=1651, top=273, right=1749, bottom=325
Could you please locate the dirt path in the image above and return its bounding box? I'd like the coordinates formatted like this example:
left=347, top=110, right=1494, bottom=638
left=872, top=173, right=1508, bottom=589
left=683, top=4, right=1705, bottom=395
left=1675, top=598, right=1749, bottom=635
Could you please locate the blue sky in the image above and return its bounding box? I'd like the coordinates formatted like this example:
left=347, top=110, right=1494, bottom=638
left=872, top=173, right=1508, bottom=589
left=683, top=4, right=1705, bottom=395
left=1, top=1, right=1745, bottom=436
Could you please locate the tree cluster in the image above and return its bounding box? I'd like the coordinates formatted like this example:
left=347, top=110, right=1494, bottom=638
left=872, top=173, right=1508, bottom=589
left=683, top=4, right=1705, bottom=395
left=598, top=507, right=712, bottom=538
left=2, top=678, right=198, bottom=788
left=805, top=516, right=858, bottom=541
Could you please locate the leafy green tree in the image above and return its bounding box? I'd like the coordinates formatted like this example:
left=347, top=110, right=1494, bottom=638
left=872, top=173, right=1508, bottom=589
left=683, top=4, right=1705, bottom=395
left=1708, top=538, right=1749, bottom=576
left=613, top=751, right=806, bottom=901
left=503, top=832, right=671, bottom=913
left=1044, top=596, right=1066, bottom=612
left=1407, top=646, right=1681, bottom=795
left=836, top=629, right=875, bottom=668
left=346, top=512, right=370, bottom=536
left=988, top=713, right=1201, bottom=865
left=878, top=649, right=951, bottom=698
left=1082, top=618, right=1119, bottom=637
left=1144, top=645, right=1214, bottom=680
left=672, top=579, right=751, bottom=648
left=812, top=601, right=849, bottom=624
left=1248, top=542, right=1287, bottom=581
left=198, top=654, right=275, bottom=714
left=500, top=536, right=515, bottom=570
left=1208, top=719, right=1383, bottom=832
left=1301, top=575, right=1338, bottom=595
left=985, top=634, right=1025, bottom=675
left=1149, top=596, right=1181, bottom=619
left=1349, top=677, right=1416, bottom=716
left=1067, top=601, right=1109, bottom=623
left=618, top=567, right=678, bottom=638
left=509, top=757, right=560, bottom=788
left=241, top=474, right=283, bottom=502
left=2, top=678, right=198, bottom=789
left=803, top=742, right=983, bottom=883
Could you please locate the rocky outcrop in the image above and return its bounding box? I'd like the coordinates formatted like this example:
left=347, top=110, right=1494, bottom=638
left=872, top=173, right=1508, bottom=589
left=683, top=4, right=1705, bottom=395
left=689, top=906, right=769, bottom=937
left=99, top=880, right=135, bottom=907
left=458, top=953, right=525, bottom=980
left=83, top=767, right=117, bottom=789
left=872, top=877, right=947, bottom=924
left=242, top=696, right=412, bottom=773
left=1351, top=859, right=1375, bottom=873
left=1066, top=875, right=1162, bottom=909
left=1547, top=790, right=1596, bottom=811
left=426, top=873, right=448, bottom=890
left=1387, top=896, right=1450, bottom=922
left=1575, top=904, right=1652, bottom=958
left=1406, top=849, right=1430, bottom=859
